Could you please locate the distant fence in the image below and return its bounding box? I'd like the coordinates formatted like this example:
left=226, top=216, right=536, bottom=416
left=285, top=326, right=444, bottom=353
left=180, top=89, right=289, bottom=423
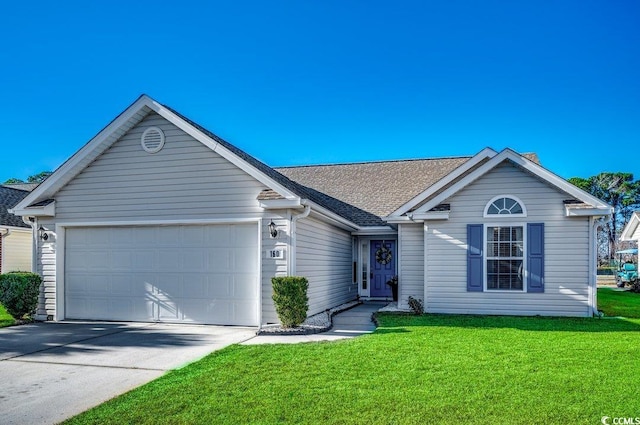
left=597, top=267, right=616, bottom=276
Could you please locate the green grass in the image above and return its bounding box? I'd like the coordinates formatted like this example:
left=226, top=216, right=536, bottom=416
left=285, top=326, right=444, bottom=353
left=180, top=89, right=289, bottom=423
left=0, top=303, right=15, bottom=327
left=598, top=287, right=640, bottom=318
left=66, top=314, right=640, bottom=425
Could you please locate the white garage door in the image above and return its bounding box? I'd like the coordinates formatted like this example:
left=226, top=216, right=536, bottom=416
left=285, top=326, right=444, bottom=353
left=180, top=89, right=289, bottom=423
left=65, top=224, right=259, bottom=326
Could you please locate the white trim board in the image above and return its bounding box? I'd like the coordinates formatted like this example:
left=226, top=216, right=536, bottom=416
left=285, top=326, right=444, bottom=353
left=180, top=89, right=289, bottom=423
left=412, top=148, right=613, bottom=216
left=12, top=95, right=300, bottom=214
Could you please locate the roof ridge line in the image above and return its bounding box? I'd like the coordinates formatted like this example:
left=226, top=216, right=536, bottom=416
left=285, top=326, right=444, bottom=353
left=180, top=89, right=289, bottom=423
left=273, top=155, right=474, bottom=169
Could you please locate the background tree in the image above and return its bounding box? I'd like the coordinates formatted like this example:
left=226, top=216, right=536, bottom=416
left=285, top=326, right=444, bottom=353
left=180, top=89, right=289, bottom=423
left=569, top=172, right=640, bottom=263
left=3, top=177, right=24, bottom=184
left=3, top=171, right=52, bottom=185
left=26, top=171, right=52, bottom=183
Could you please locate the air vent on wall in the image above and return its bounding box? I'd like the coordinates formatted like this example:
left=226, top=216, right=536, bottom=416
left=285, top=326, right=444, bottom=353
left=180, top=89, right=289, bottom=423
left=141, top=127, right=165, bottom=153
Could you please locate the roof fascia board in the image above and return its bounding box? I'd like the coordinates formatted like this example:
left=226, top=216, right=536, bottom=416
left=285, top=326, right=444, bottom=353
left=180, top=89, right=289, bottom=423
left=565, top=207, right=613, bottom=217
left=13, top=96, right=154, bottom=213
left=388, top=147, right=498, bottom=217
left=301, top=200, right=361, bottom=232
left=258, top=199, right=304, bottom=209
left=620, top=212, right=640, bottom=241
left=14, top=95, right=299, bottom=213
left=415, top=148, right=614, bottom=215
left=150, top=103, right=300, bottom=201
left=352, top=227, right=398, bottom=236
left=10, top=201, right=56, bottom=217
left=0, top=225, right=32, bottom=231
left=412, top=211, right=450, bottom=220
left=384, top=216, right=413, bottom=224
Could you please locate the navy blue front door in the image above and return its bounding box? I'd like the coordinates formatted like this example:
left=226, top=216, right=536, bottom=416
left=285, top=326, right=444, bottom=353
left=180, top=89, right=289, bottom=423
left=370, top=240, right=396, bottom=298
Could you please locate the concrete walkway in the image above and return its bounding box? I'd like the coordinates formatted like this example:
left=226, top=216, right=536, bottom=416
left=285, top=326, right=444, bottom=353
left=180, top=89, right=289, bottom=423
left=244, top=302, right=383, bottom=345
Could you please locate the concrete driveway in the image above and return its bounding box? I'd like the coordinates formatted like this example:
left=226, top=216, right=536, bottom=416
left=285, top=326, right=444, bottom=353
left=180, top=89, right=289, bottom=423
left=0, top=321, right=256, bottom=425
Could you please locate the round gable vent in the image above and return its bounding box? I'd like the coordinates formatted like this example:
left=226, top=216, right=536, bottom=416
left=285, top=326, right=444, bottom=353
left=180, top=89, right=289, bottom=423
left=141, top=127, right=165, bottom=153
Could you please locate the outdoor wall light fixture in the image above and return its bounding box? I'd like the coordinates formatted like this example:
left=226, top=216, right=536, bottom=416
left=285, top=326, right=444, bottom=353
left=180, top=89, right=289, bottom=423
left=268, top=220, right=278, bottom=238
left=38, top=226, right=49, bottom=241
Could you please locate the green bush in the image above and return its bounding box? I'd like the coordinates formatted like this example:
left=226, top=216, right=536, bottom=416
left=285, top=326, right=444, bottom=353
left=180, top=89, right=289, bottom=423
left=272, top=276, right=309, bottom=328
left=0, top=272, right=42, bottom=319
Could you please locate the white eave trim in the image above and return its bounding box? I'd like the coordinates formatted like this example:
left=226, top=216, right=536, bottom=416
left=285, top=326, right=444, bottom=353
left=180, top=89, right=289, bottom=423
left=151, top=102, right=300, bottom=201
left=620, top=212, right=640, bottom=241
left=383, top=210, right=450, bottom=224
left=387, top=147, right=498, bottom=217
left=0, top=225, right=32, bottom=232
left=258, top=198, right=303, bottom=209
left=13, top=96, right=156, bottom=212
left=412, top=211, right=450, bottom=220
left=301, top=200, right=361, bottom=232
left=383, top=216, right=413, bottom=224
left=414, top=148, right=614, bottom=215
left=565, top=205, right=613, bottom=217
left=352, top=226, right=398, bottom=236
left=9, top=201, right=55, bottom=217
left=13, top=94, right=301, bottom=213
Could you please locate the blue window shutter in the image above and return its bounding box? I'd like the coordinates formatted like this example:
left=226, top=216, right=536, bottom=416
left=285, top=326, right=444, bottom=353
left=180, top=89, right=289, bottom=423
left=527, top=223, right=545, bottom=293
left=467, top=224, right=483, bottom=292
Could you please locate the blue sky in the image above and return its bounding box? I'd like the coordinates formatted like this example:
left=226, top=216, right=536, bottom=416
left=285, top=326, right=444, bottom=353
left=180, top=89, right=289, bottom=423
left=1, top=1, right=638, bottom=183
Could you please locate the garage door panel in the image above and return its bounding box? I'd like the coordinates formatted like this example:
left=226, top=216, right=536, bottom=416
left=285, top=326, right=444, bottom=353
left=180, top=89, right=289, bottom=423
left=110, top=251, right=133, bottom=270
left=234, top=248, right=259, bottom=269
left=109, top=274, right=138, bottom=295
left=181, top=276, right=207, bottom=298
left=232, top=276, right=259, bottom=299
left=158, top=250, right=181, bottom=270
left=182, top=249, right=206, bottom=271
left=65, top=224, right=259, bottom=325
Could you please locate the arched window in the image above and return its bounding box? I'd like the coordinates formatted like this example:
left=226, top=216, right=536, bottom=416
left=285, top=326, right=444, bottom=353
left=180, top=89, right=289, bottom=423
left=484, top=196, right=526, bottom=217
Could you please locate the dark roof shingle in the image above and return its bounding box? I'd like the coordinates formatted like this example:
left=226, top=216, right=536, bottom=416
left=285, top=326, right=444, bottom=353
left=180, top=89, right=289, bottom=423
left=275, top=157, right=470, bottom=218
left=0, top=186, right=31, bottom=228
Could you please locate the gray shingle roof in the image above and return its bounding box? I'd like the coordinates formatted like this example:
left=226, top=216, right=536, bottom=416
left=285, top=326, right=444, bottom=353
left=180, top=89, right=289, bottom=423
left=163, top=104, right=540, bottom=227
left=275, top=157, right=470, bottom=218
left=3, top=183, right=39, bottom=192
left=163, top=105, right=385, bottom=227
left=0, top=186, right=31, bottom=228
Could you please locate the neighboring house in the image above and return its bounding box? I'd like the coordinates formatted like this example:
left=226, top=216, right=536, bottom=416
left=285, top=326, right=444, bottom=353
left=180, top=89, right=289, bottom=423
left=11, top=95, right=613, bottom=324
left=620, top=212, right=640, bottom=246
left=0, top=185, right=33, bottom=273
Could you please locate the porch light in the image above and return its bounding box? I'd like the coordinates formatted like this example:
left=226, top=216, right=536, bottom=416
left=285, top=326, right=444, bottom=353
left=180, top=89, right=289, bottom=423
left=268, top=220, right=278, bottom=238
left=38, top=226, right=49, bottom=241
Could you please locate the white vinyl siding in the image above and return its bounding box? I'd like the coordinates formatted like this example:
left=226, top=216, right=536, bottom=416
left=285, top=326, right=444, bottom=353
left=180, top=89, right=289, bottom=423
left=261, top=216, right=290, bottom=324
left=54, top=112, right=267, bottom=221
left=1, top=230, right=32, bottom=272
left=34, top=113, right=292, bottom=323
left=425, top=161, right=591, bottom=317
left=36, top=218, right=56, bottom=319
left=398, top=223, right=424, bottom=309
left=296, top=216, right=356, bottom=316
left=632, top=224, right=640, bottom=241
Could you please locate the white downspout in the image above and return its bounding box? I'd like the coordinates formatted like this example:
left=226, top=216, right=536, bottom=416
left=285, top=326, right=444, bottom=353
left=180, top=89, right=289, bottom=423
left=591, top=216, right=610, bottom=316
left=0, top=228, right=10, bottom=273
left=290, top=203, right=311, bottom=276
left=23, top=216, right=37, bottom=274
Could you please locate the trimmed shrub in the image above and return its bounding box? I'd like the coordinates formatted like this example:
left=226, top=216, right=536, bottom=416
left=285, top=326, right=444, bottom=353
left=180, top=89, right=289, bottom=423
left=272, top=276, right=309, bottom=328
left=0, top=272, right=42, bottom=319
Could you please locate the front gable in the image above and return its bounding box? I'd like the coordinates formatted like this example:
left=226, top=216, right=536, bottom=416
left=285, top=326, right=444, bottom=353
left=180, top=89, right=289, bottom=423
left=12, top=95, right=300, bottom=217
left=53, top=112, right=271, bottom=222
left=388, top=148, right=612, bottom=222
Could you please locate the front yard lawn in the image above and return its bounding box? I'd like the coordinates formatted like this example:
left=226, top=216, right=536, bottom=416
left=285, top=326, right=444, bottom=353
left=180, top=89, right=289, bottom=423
left=0, top=303, right=14, bottom=327
left=598, top=287, right=640, bottom=318
left=66, top=314, right=640, bottom=425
